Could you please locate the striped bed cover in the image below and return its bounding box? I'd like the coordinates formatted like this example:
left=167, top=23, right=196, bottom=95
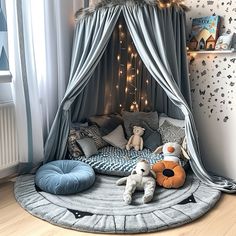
left=69, top=146, right=187, bottom=177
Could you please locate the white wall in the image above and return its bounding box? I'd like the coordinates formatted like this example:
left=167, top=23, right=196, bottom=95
left=185, top=0, right=236, bottom=180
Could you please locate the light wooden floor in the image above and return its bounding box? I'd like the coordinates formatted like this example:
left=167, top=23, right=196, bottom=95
left=0, top=180, right=236, bottom=236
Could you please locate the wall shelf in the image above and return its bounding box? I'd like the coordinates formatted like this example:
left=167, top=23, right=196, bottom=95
left=187, top=49, right=236, bottom=55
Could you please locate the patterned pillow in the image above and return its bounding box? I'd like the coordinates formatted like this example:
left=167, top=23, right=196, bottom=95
left=67, top=129, right=84, bottom=157
left=80, top=125, right=108, bottom=149
left=122, top=111, right=159, bottom=137
left=159, top=113, right=185, bottom=128
left=158, top=120, right=185, bottom=144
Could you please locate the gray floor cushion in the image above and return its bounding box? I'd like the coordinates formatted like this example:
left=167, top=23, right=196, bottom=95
left=35, top=160, right=95, bottom=195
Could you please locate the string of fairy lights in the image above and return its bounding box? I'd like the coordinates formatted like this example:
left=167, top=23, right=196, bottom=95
left=117, top=23, right=150, bottom=112
left=114, top=1, right=187, bottom=112
left=157, top=0, right=187, bottom=9
left=75, top=0, right=188, bottom=112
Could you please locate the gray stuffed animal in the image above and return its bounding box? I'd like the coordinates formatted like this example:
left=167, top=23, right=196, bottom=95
left=116, top=160, right=156, bottom=204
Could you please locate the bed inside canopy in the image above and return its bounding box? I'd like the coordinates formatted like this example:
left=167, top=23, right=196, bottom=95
left=44, top=0, right=236, bottom=192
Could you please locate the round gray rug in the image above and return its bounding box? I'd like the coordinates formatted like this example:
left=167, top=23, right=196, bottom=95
left=14, top=173, right=221, bottom=234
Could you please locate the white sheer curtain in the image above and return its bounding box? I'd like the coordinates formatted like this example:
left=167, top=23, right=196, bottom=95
left=34, top=0, right=76, bottom=140
left=6, top=0, right=44, bottom=169
left=6, top=0, right=81, bottom=171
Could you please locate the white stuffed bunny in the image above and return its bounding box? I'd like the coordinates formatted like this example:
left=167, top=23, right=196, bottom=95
left=116, top=160, right=156, bottom=204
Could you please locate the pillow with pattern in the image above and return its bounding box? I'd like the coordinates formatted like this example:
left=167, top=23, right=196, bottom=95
left=122, top=111, right=159, bottom=137
left=67, top=129, right=84, bottom=157
left=80, top=125, right=108, bottom=149
left=158, top=120, right=185, bottom=144
left=159, top=113, right=185, bottom=128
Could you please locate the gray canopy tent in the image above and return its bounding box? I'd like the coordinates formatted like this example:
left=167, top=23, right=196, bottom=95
left=44, top=0, right=236, bottom=192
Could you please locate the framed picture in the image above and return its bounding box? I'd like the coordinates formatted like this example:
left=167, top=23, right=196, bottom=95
left=189, top=16, right=221, bottom=51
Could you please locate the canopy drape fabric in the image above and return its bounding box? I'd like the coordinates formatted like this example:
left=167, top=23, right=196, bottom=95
left=44, top=6, right=122, bottom=162
left=39, top=0, right=76, bottom=140
left=71, top=9, right=189, bottom=122
left=122, top=5, right=236, bottom=192
left=44, top=2, right=236, bottom=192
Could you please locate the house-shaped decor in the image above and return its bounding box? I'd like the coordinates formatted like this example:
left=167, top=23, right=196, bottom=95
left=189, top=36, right=198, bottom=50
left=189, top=16, right=220, bottom=51
left=206, top=35, right=216, bottom=50
left=199, top=38, right=206, bottom=50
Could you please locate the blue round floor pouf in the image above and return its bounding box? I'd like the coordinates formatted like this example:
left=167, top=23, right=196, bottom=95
left=35, top=160, right=95, bottom=195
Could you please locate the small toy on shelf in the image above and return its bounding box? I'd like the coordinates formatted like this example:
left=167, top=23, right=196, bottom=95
left=215, top=32, right=235, bottom=50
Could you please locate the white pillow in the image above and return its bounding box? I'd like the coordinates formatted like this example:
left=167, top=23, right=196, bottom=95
left=102, top=125, right=127, bottom=149
left=159, top=113, right=185, bottom=128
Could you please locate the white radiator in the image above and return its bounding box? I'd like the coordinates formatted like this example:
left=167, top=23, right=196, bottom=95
left=0, top=102, right=18, bottom=177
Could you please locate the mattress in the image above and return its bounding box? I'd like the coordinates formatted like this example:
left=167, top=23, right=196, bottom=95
left=69, top=146, right=188, bottom=177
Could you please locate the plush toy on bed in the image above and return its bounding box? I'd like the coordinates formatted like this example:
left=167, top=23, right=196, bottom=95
left=116, top=160, right=156, bottom=204
left=153, top=142, right=189, bottom=164
left=126, top=126, right=145, bottom=151
left=152, top=142, right=189, bottom=189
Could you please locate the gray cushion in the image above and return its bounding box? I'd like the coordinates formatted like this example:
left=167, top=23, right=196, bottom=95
left=142, top=122, right=162, bottom=151
left=70, top=121, right=89, bottom=129
left=102, top=125, right=127, bottom=149
left=35, top=160, right=95, bottom=195
left=88, top=114, right=124, bottom=135
left=80, top=125, right=108, bottom=149
left=144, top=133, right=162, bottom=151
left=122, top=111, right=159, bottom=137
left=77, top=137, right=98, bottom=158
left=158, top=120, right=185, bottom=144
